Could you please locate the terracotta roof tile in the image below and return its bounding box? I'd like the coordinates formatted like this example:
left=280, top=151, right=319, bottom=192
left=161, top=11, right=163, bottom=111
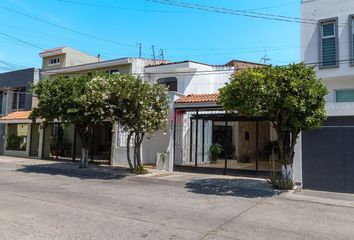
left=0, top=111, right=31, bottom=121
left=175, top=93, right=219, bottom=104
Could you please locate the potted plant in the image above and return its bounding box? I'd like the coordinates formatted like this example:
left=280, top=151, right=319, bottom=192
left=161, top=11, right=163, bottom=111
left=209, top=143, right=223, bottom=163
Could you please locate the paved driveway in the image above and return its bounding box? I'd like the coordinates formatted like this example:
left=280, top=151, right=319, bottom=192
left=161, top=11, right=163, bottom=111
left=0, top=156, right=353, bottom=240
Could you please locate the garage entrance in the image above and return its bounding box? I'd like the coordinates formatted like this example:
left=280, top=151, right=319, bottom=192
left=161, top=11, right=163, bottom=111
left=302, top=117, right=354, bottom=193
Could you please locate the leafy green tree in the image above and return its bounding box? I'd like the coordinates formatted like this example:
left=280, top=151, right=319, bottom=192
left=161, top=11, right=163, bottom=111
left=219, top=63, right=328, bottom=180
left=88, top=74, right=169, bottom=172
left=30, top=73, right=107, bottom=168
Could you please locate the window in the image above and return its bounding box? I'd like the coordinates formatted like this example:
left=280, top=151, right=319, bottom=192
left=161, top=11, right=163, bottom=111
left=335, top=90, right=354, bottom=102
left=109, top=69, right=119, bottom=75
left=116, top=125, right=134, bottom=147
left=351, top=16, right=354, bottom=65
left=157, top=77, right=178, bottom=92
left=11, top=87, right=26, bottom=110
left=320, top=19, right=338, bottom=67
left=49, top=58, right=60, bottom=65
left=105, top=69, right=120, bottom=75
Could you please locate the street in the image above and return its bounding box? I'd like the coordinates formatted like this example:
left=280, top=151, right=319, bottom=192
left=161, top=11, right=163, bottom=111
left=0, top=156, right=353, bottom=240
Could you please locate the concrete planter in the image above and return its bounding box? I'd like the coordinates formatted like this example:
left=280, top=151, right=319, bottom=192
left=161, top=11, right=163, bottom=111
left=156, top=152, right=170, bottom=171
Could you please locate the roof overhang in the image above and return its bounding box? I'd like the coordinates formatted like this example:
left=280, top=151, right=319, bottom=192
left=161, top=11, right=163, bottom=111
left=42, top=58, right=132, bottom=75
left=0, top=111, right=38, bottom=124
left=39, top=47, right=67, bottom=58
left=174, top=102, right=221, bottom=110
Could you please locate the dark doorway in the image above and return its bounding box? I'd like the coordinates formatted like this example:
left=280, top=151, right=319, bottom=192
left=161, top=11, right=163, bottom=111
left=212, top=125, right=233, bottom=159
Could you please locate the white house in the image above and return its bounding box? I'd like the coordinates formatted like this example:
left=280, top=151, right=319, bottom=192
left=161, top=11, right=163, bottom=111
left=142, top=61, right=236, bottom=170
left=300, top=0, right=354, bottom=193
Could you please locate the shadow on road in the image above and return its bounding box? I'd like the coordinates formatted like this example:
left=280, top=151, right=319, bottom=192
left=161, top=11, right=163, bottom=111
left=16, top=162, right=130, bottom=180
left=185, top=178, right=280, bottom=198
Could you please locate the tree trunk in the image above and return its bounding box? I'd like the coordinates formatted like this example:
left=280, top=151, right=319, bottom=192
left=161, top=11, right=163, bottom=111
left=126, top=132, right=134, bottom=171
left=135, top=133, right=144, bottom=167
left=80, top=148, right=89, bottom=168
left=76, top=124, right=92, bottom=168
left=133, top=134, right=137, bottom=169
left=275, top=129, right=299, bottom=181
left=126, top=131, right=145, bottom=173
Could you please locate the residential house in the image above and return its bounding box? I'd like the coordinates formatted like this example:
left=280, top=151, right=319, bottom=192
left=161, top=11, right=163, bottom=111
left=301, top=0, right=354, bottom=193
left=0, top=46, right=294, bottom=183
left=39, top=47, right=167, bottom=165
left=144, top=61, right=236, bottom=170
left=148, top=61, right=287, bottom=175
left=0, top=68, right=40, bottom=157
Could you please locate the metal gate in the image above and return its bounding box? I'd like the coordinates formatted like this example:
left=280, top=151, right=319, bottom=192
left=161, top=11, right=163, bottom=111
left=302, top=117, right=354, bottom=193
left=42, top=122, right=112, bottom=165
left=174, top=109, right=281, bottom=175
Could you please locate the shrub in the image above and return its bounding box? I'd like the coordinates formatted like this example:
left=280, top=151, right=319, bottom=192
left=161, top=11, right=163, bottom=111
left=6, top=135, right=26, bottom=151
left=268, top=176, right=294, bottom=190
left=133, top=165, right=148, bottom=175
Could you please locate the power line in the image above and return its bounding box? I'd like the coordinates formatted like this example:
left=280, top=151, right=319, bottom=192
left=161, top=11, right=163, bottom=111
left=246, top=1, right=300, bottom=11
left=0, top=3, right=140, bottom=49
left=0, top=60, right=28, bottom=69
left=57, top=0, right=182, bottom=13
left=0, top=31, right=45, bottom=50
left=146, top=0, right=346, bottom=26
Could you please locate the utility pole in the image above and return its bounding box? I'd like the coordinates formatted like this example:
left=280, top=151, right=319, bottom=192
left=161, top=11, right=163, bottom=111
left=158, top=49, right=165, bottom=60
left=137, top=43, right=142, bottom=58
left=151, top=45, right=156, bottom=64
left=260, top=49, right=271, bottom=64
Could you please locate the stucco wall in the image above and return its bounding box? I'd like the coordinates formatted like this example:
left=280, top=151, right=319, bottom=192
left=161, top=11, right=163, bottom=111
left=0, top=68, right=38, bottom=112
left=146, top=63, right=233, bottom=95
left=301, top=0, right=354, bottom=106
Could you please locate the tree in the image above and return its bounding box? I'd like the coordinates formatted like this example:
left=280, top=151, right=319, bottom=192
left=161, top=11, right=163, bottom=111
left=88, top=74, right=169, bottom=173
left=30, top=73, right=107, bottom=168
left=218, top=63, right=328, bottom=180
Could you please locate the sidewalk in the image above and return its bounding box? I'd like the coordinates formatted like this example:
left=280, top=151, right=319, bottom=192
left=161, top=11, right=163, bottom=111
left=287, top=189, right=354, bottom=208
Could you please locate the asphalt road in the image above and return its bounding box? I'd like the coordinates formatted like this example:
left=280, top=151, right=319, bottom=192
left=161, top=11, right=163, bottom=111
left=0, top=156, right=353, bottom=240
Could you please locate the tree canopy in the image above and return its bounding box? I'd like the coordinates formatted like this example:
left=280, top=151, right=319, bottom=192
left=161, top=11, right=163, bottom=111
left=31, top=73, right=169, bottom=171
left=88, top=74, right=169, bottom=172
left=218, top=63, right=328, bottom=177
left=30, top=73, right=107, bottom=167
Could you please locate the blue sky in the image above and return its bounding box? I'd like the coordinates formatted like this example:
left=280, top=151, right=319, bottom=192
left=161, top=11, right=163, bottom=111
left=0, top=0, right=300, bottom=71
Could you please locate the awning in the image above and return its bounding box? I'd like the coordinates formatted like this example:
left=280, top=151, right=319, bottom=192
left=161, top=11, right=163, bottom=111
left=0, top=111, right=32, bottom=123
left=174, top=93, right=221, bottom=109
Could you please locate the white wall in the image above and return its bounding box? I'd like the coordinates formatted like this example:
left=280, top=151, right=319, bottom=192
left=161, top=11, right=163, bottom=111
left=302, top=0, right=354, bottom=108
left=302, top=0, right=354, bottom=78
left=146, top=62, right=233, bottom=95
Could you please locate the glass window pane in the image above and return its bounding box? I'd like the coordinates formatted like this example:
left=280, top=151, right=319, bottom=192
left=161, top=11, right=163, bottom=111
left=323, top=23, right=335, bottom=37
left=336, top=90, right=354, bottom=102
left=322, top=37, right=336, bottom=66
left=352, top=19, right=354, bottom=61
